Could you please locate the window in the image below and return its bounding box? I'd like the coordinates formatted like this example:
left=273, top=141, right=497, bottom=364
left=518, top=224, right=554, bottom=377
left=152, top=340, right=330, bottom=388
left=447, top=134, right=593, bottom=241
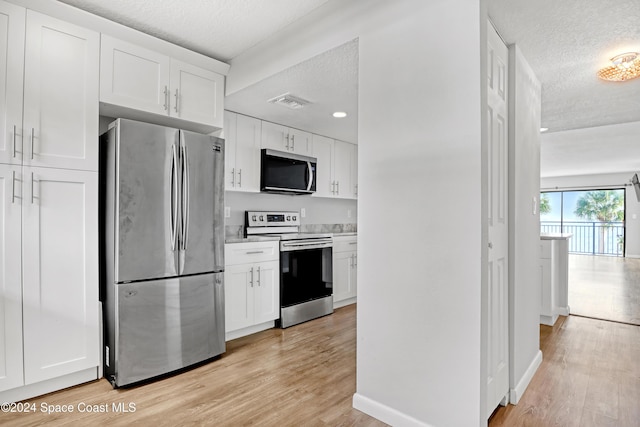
left=540, top=189, right=625, bottom=256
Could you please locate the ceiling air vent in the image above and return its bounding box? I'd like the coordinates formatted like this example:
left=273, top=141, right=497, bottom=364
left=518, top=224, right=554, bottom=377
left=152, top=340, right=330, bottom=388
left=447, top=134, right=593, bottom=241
left=267, top=93, right=310, bottom=110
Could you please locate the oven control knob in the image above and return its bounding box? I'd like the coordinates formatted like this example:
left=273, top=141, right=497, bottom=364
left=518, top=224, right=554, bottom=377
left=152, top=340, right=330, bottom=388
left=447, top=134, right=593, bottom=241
left=286, top=216, right=291, bottom=221
left=259, top=215, right=264, bottom=221
left=252, top=215, right=257, bottom=221
left=292, top=215, right=297, bottom=221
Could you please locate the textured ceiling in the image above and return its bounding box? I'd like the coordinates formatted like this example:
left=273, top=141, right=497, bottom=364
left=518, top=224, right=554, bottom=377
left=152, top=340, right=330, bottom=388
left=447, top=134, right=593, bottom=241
left=58, top=0, right=640, bottom=177
left=225, top=40, right=358, bottom=143
left=489, top=0, right=640, bottom=133
left=489, top=0, right=640, bottom=178
left=57, top=0, right=330, bottom=62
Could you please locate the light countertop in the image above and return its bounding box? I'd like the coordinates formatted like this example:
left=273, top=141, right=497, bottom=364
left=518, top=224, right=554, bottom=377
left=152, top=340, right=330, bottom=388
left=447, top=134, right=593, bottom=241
left=540, top=233, right=573, bottom=240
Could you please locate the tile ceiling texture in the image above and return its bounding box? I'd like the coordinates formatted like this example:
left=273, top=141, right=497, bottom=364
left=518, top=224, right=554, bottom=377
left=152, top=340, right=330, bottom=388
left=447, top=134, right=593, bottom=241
left=58, top=0, right=640, bottom=178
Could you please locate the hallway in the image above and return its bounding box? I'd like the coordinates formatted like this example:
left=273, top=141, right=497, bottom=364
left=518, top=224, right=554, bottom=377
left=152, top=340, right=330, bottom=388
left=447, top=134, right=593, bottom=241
left=568, top=255, right=640, bottom=325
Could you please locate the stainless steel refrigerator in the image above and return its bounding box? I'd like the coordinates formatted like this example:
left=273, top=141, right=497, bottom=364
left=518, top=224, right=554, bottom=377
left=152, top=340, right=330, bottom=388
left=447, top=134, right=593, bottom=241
left=100, top=118, right=225, bottom=387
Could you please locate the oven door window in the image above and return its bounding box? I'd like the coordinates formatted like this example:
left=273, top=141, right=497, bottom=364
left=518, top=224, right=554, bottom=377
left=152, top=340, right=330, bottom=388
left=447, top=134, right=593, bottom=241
left=280, top=247, right=332, bottom=307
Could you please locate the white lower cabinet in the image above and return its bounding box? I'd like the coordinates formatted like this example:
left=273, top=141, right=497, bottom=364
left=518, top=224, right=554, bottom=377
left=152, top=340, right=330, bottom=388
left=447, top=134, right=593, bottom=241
left=332, top=235, right=357, bottom=308
left=0, top=165, right=99, bottom=400
left=225, top=241, right=280, bottom=340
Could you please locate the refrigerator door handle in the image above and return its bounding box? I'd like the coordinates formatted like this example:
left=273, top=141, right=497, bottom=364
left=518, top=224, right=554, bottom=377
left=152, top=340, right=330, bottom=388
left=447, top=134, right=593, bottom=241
left=170, top=144, right=179, bottom=251
left=181, top=144, right=190, bottom=251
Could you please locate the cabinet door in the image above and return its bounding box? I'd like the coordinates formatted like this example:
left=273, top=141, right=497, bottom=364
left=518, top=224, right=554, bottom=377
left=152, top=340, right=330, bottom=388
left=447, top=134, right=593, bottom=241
left=253, top=261, right=279, bottom=324
left=23, top=11, right=99, bottom=171
left=288, top=128, right=311, bottom=156
left=224, top=264, right=253, bottom=332
left=351, top=144, right=358, bottom=198
left=350, top=253, right=358, bottom=298
left=311, top=134, right=333, bottom=198
left=0, top=1, right=25, bottom=166
left=223, top=111, right=237, bottom=190
left=261, top=121, right=289, bottom=152
left=234, top=114, right=261, bottom=192
left=22, top=167, right=98, bottom=384
left=332, top=252, right=350, bottom=303
left=333, top=140, right=355, bottom=199
left=170, top=59, right=224, bottom=128
left=100, top=34, right=170, bottom=117
left=0, top=165, right=23, bottom=392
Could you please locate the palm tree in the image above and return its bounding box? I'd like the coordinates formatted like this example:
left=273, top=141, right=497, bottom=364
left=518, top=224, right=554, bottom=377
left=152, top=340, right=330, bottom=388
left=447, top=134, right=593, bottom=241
left=539, top=193, right=551, bottom=215
left=574, top=190, right=624, bottom=254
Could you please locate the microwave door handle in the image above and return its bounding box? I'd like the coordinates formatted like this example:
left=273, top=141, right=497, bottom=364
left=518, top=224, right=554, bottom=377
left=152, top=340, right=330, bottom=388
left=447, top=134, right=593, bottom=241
left=306, top=161, right=313, bottom=192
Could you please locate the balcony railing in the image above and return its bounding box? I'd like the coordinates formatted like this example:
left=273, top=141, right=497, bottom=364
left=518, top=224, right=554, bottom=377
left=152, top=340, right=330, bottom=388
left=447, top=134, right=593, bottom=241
left=541, top=221, right=625, bottom=256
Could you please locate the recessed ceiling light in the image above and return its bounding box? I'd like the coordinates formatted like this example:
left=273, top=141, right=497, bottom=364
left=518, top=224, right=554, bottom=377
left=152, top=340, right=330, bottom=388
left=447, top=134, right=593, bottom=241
left=333, top=111, right=347, bottom=118
left=540, top=127, right=549, bottom=132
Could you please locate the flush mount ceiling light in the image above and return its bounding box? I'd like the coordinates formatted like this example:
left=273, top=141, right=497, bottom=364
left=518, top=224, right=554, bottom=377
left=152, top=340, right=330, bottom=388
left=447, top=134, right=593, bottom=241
left=597, top=52, right=640, bottom=82
left=333, top=111, right=347, bottom=118
left=267, top=93, right=310, bottom=109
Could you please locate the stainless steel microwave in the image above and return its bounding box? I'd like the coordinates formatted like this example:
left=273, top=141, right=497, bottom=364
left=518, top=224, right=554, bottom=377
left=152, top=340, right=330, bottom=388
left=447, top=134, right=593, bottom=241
left=260, top=149, right=317, bottom=194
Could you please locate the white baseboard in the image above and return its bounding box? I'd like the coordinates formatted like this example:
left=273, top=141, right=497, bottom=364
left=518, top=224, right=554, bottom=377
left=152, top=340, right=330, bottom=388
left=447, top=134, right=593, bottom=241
left=334, top=297, right=356, bottom=309
left=225, top=321, right=275, bottom=341
left=353, top=393, right=434, bottom=427
left=0, top=367, right=99, bottom=403
left=540, top=313, right=558, bottom=326
left=509, top=350, right=542, bottom=404
left=555, top=305, right=569, bottom=316
left=625, top=254, right=640, bottom=259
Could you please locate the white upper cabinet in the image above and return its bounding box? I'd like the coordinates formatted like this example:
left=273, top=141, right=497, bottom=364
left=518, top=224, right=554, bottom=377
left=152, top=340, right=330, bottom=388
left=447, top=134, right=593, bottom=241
left=170, top=59, right=223, bottom=128
left=312, top=136, right=357, bottom=199
left=333, top=140, right=357, bottom=199
left=312, top=134, right=334, bottom=198
left=100, top=35, right=224, bottom=130
left=224, top=111, right=261, bottom=192
left=0, top=1, right=25, bottom=166
left=100, top=35, right=170, bottom=116
left=0, top=8, right=99, bottom=171
left=261, top=121, right=311, bottom=156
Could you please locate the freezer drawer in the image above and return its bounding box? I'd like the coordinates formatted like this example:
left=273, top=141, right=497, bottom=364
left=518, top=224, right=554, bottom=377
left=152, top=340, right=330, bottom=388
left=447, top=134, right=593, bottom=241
left=106, top=273, right=225, bottom=387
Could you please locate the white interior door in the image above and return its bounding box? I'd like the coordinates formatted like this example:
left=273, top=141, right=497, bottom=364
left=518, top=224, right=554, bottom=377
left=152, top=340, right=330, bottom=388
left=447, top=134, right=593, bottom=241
left=486, top=21, right=509, bottom=418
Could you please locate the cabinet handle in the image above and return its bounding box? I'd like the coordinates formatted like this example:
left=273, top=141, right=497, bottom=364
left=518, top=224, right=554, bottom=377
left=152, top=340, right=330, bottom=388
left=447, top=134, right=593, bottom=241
left=30, top=128, right=34, bottom=160
left=354, top=254, right=357, bottom=267
left=231, top=168, right=235, bottom=187
left=11, top=171, right=16, bottom=204
left=355, top=184, right=358, bottom=196
left=246, top=250, right=264, bottom=255
left=12, top=125, right=17, bottom=158
left=163, top=86, right=168, bottom=110
left=30, top=172, right=35, bottom=204
left=285, top=134, right=290, bottom=150
left=291, top=135, right=295, bottom=150
left=348, top=242, right=357, bottom=245
left=331, top=181, right=335, bottom=194
left=250, top=267, right=254, bottom=287
left=174, top=89, right=179, bottom=113
left=238, top=169, right=242, bottom=187
left=256, top=266, right=261, bottom=286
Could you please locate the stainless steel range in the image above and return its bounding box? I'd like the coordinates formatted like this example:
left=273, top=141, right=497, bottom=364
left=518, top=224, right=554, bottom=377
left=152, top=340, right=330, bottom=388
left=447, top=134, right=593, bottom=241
left=245, top=211, right=333, bottom=328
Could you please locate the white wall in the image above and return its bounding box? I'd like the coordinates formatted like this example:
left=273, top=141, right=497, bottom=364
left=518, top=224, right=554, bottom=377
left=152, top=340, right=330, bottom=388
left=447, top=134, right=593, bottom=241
left=507, top=45, right=542, bottom=403
left=224, top=192, right=356, bottom=228
left=229, top=1, right=486, bottom=425
left=355, top=1, right=484, bottom=426
left=541, top=173, right=640, bottom=258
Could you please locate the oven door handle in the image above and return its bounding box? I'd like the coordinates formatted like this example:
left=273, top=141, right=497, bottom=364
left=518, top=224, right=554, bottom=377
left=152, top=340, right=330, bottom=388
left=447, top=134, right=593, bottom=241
left=281, top=239, right=332, bottom=251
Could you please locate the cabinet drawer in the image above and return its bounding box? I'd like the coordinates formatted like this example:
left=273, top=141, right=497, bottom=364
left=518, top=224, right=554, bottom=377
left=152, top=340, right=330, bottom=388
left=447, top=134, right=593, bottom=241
left=225, top=241, right=279, bottom=265
left=333, top=235, right=357, bottom=253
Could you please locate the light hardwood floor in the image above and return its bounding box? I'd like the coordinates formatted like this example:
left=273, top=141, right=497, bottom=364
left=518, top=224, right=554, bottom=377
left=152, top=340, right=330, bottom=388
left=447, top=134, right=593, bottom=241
left=489, top=315, right=640, bottom=426
left=568, top=255, right=640, bottom=325
left=4, top=302, right=640, bottom=426
left=1, top=305, right=386, bottom=427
